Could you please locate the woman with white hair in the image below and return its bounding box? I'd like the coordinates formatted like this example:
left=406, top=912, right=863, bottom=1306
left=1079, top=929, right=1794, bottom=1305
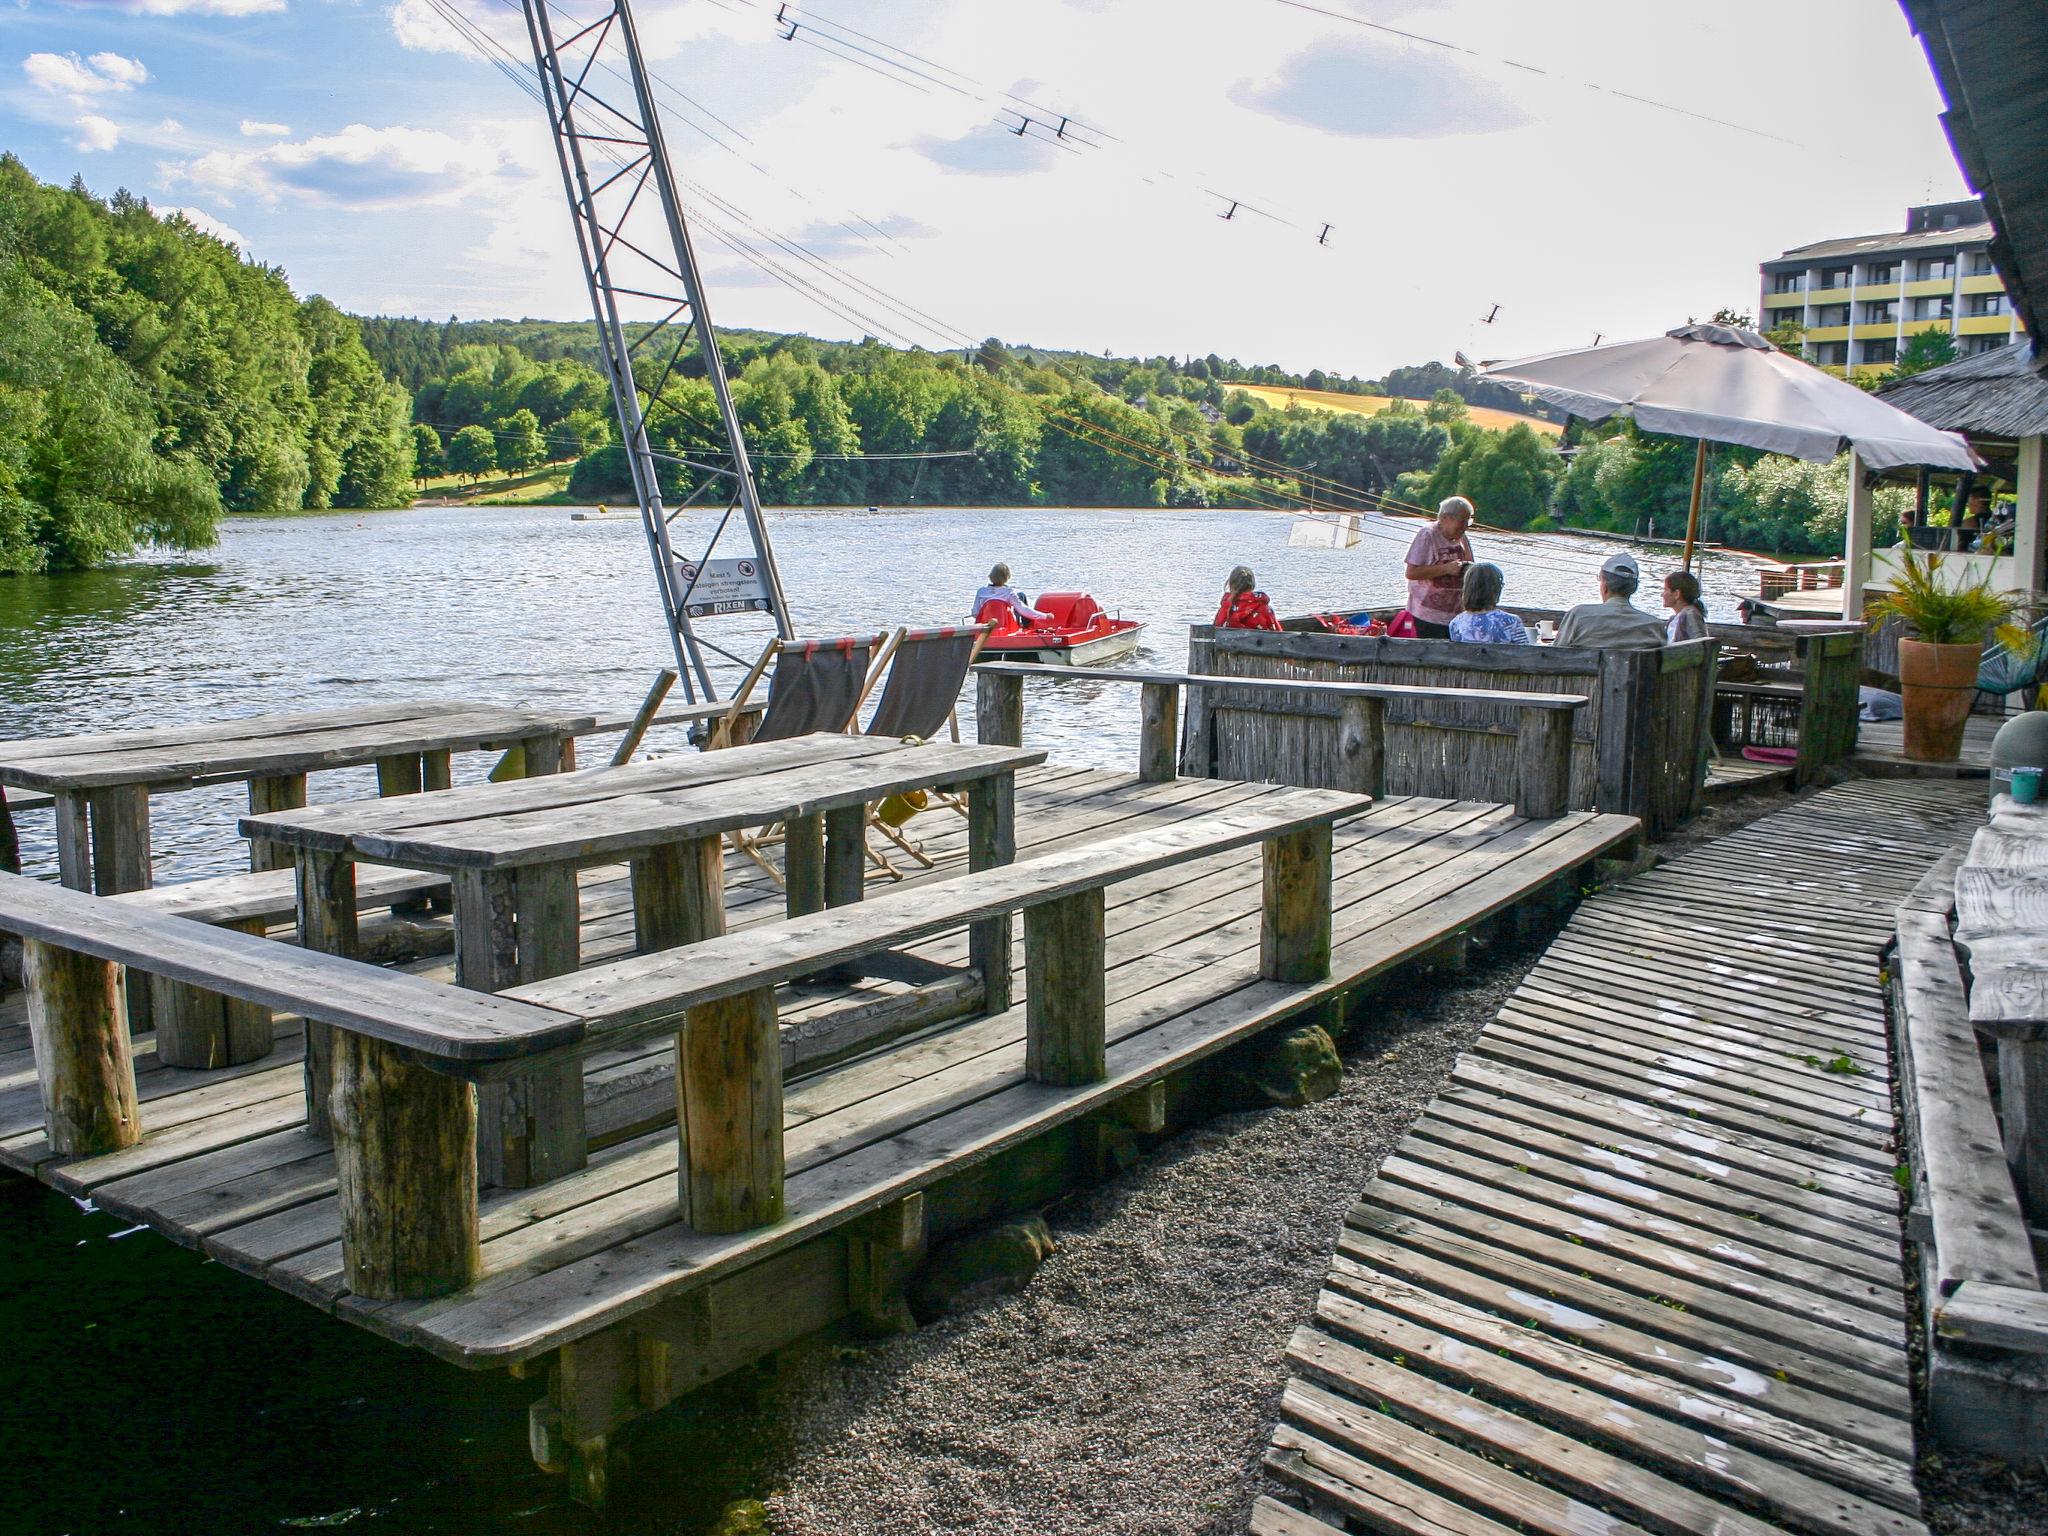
left=1402, top=496, right=1476, bottom=638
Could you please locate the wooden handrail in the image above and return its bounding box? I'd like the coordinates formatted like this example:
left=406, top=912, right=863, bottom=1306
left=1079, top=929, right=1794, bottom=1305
left=973, top=662, right=1586, bottom=820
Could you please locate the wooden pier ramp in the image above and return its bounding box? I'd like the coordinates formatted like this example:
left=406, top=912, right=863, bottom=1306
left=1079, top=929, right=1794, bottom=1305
left=1257, top=777, right=1986, bottom=1536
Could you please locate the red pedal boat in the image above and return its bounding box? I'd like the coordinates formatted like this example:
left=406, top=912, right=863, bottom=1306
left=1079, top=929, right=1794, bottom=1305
left=975, top=591, right=1145, bottom=667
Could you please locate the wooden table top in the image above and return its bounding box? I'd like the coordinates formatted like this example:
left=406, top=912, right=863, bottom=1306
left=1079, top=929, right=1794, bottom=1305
left=0, top=700, right=598, bottom=793
left=242, top=733, right=1047, bottom=872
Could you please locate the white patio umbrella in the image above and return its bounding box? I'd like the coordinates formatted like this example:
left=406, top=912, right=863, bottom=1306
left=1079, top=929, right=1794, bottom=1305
left=1469, top=322, right=1979, bottom=569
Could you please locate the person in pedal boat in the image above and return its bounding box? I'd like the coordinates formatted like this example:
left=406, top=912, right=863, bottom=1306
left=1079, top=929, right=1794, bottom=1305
left=973, top=562, right=1050, bottom=626
left=1215, top=566, right=1282, bottom=631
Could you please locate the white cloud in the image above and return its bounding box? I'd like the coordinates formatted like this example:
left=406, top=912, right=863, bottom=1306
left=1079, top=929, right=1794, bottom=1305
left=166, top=121, right=523, bottom=210
left=388, top=0, right=748, bottom=61
left=162, top=205, right=250, bottom=250
left=71, top=114, right=121, bottom=152
left=158, top=117, right=184, bottom=134
left=239, top=118, right=290, bottom=137
left=24, top=50, right=148, bottom=98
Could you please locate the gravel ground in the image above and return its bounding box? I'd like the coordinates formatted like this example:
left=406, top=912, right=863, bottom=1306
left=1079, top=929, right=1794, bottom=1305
left=696, top=779, right=2045, bottom=1536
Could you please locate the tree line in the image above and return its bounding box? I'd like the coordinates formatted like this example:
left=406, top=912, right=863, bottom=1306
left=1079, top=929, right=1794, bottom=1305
left=0, top=158, right=414, bottom=573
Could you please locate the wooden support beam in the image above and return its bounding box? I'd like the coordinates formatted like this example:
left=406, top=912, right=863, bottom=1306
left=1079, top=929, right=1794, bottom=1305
left=88, top=783, right=153, bottom=1033
left=247, top=774, right=307, bottom=871
left=610, top=668, right=677, bottom=768
left=1261, top=824, right=1333, bottom=984
left=1335, top=694, right=1386, bottom=798
left=824, top=804, right=866, bottom=909
left=783, top=812, right=825, bottom=920
left=150, top=917, right=275, bottom=1069
left=1024, top=887, right=1106, bottom=1086
left=1138, top=681, right=1179, bottom=783
left=976, top=669, right=1024, bottom=748
left=52, top=790, right=91, bottom=892
left=421, top=749, right=453, bottom=793
left=678, top=985, right=784, bottom=1233
left=376, top=753, right=424, bottom=799
left=0, top=785, right=20, bottom=879
left=295, top=848, right=358, bottom=1140
left=633, top=836, right=723, bottom=951
left=1514, top=703, right=1574, bottom=820
left=968, top=770, right=1016, bottom=1014
left=847, top=1192, right=927, bottom=1335
left=1999, top=1039, right=2048, bottom=1220
left=332, top=1029, right=478, bottom=1301
left=523, top=732, right=569, bottom=778
left=23, top=938, right=139, bottom=1156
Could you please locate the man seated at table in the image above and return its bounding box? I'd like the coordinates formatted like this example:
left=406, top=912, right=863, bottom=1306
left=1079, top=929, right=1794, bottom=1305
left=1554, top=552, right=1668, bottom=650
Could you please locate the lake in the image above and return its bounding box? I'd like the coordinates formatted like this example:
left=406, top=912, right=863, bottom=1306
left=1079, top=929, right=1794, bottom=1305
left=0, top=503, right=1764, bottom=1534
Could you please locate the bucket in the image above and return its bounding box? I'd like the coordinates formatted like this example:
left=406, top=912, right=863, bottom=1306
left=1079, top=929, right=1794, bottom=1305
left=1990, top=709, right=2048, bottom=806
left=2012, top=766, right=2043, bottom=805
left=877, top=789, right=927, bottom=828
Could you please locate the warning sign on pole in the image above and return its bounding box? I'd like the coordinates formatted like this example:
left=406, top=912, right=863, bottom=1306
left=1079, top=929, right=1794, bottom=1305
left=674, top=557, right=773, bottom=619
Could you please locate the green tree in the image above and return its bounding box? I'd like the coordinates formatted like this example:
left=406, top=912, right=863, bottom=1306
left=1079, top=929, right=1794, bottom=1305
left=412, top=423, right=444, bottom=483
left=498, top=408, right=547, bottom=474
left=1894, top=328, right=1958, bottom=377
left=554, top=408, right=612, bottom=460
left=1420, top=423, right=1560, bottom=528
left=448, top=424, right=497, bottom=482
left=1424, top=387, right=1468, bottom=425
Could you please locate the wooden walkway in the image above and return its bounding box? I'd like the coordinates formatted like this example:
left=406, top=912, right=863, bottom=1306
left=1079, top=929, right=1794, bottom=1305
left=0, top=765, right=1637, bottom=1374
left=1256, top=777, right=1987, bottom=1536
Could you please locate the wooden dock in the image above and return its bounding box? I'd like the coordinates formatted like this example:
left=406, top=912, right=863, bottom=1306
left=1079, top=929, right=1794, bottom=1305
left=0, top=757, right=1637, bottom=1500
left=1255, top=776, right=1986, bottom=1536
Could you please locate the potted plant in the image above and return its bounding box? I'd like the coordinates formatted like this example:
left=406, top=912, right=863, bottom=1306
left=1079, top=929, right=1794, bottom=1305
left=1866, top=550, right=2020, bottom=761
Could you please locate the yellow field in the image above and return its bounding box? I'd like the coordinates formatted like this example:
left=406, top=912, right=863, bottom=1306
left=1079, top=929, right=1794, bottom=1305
left=1231, top=383, right=1563, bottom=436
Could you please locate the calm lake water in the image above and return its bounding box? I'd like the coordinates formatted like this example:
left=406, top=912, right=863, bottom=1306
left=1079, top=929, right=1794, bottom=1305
left=0, top=504, right=1764, bottom=1534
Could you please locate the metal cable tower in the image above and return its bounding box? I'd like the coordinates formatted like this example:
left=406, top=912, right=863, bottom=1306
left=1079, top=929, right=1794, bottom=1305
left=521, top=0, right=792, bottom=703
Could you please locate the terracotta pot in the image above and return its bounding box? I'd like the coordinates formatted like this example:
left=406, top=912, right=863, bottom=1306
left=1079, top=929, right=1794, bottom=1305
left=1897, top=638, right=1980, bottom=761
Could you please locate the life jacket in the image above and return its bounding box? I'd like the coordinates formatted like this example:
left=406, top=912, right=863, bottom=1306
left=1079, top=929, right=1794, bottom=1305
left=1215, top=589, right=1281, bottom=631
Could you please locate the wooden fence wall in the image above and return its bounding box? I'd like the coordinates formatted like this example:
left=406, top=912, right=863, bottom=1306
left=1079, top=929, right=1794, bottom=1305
left=1182, top=627, right=1719, bottom=840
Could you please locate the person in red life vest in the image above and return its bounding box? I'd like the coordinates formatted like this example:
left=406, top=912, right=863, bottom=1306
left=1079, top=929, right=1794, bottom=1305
left=1215, top=565, right=1282, bottom=630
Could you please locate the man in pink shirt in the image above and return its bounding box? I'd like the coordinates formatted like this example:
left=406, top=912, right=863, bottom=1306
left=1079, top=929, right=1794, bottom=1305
left=1403, top=496, right=1476, bottom=637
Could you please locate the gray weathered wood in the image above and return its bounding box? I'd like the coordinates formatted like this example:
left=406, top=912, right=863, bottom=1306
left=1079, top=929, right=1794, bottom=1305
left=247, top=774, right=308, bottom=872
left=975, top=669, right=1024, bottom=748
left=1334, top=694, right=1385, bottom=798
left=1138, top=681, right=1179, bottom=783
left=1024, top=887, right=1106, bottom=1086
left=1515, top=705, right=1575, bottom=821
left=376, top=753, right=424, bottom=799
left=968, top=770, right=1017, bottom=1013
left=151, top=916, right=275, bottom=1070
left=1937, top=1281, right=2048, bottom=1353
left=1262, top=824, right=1333, bottom=984
left=783, top=812, right=825, bottom=920
left=296, top=848, right=358, bottom=1138
left=679, top=985, right=784, bottom=1232
left=610, top=669, right=677, bottom=768
left=1997, top=1038, right=2048, bottom=1218
left=24, top=937, right=139, bottom=1155
left=52, top=789, right=91, bottom=892
left=333, top=1028, right=479, bottom=1300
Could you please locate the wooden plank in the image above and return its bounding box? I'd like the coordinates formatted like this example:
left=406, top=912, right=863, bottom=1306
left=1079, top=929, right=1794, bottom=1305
left=1023, top=888, right=1106, bottom=1086
left=1937, top=1280, right=2048, bottom=1353
left=1266, top=1415, right=1544, bottom=1536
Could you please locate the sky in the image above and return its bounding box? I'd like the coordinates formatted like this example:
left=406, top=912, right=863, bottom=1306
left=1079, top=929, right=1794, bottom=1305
left=1, top=0, right=1976, bottom=378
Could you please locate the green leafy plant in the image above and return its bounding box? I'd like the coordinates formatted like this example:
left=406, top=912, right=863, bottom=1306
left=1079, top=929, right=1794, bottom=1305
left=1867, top=549, right=2022, bottom=644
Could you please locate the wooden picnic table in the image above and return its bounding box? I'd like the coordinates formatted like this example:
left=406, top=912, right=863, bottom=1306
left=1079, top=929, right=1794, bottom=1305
left=0, top=698, right=597, bottom=897
left=242, top=731, right=1047, bottom=1185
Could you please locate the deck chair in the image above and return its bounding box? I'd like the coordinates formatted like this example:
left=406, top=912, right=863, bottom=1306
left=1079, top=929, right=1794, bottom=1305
left=711, top=632, right=887, bottom=882
left=861, top=623, right=994, bottom=877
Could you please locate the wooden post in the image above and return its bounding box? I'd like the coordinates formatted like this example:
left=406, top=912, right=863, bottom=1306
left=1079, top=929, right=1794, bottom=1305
left=421, top=750, right=453, bottom=792
left=247, top=774, right=308, bottom=872
left=1514, top=706, right=1574, bottom=820
left=0, top=785, right=19, bottom=878
left=88, top=784, right=154, bottom=1033
left=1024, top=887, right=1106, bottom=1086
left=968, top=771, right=1017, bottom=1013
left=976, top=670, right=1024, bottom=748
left=611, top=668, right=678, bottom=767
left=784, top=812, right=826, bottom=920
left=332, top=1029, right=479, bottom=1300
left=23, top=939, right=139, bottom=1155
left=376, top=753, right=424, bottom=799
left=465, top=860, right=585, bottom=1189
left=523, top=732, right=569, bottom=777
left=1261, top=824, right=1332, bottom=983
left=152, top=922, right=275, bottom=1072
left=52, top=790, right=91, bottom=892
left=1137, top=682, right=1179, bottom=783
left=635, top=836, right=724, bottom=950
left=678, top=986, right=784, bottom=1232
left=1999, top=1039, right=2048, bottom=1219
left=1680, top=437, right=1707, bottom=573
left=824, top=804, right=866, bottom=909
left=1334, top=694, right=1385, bottom=798
left=847, top=1192, right=926, bottom=1334
left=296, top=849, right=359, bottom=1139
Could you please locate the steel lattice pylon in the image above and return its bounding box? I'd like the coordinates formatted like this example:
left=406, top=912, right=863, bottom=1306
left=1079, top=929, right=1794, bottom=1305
left=521, top=0, right=792, bottom=702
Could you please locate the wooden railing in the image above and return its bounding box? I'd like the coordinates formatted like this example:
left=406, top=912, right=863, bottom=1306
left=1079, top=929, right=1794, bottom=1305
left=1171, top=629, right=1708, bottom=837
left=972, top=662, right=1587, bottom=822
left=1707, top=621, right=1862, bottom=785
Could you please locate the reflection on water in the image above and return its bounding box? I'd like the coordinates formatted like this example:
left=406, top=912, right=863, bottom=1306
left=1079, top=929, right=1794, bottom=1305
left=0, top=503, right=1765, bottom=1533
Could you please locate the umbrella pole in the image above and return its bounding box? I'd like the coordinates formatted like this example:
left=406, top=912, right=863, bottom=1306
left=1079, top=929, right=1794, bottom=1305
left=1681, top=438, right=1707, bottom=573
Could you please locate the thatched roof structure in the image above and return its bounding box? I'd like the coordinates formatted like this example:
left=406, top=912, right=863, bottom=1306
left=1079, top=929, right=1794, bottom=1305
left=1901, top=0, right=2048, bottom=360
left=1877, top=341, right=2048, bottom=439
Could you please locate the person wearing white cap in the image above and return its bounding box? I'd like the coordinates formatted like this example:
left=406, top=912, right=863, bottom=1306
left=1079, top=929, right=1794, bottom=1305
left=1553, top=551, right=1669, bottom=650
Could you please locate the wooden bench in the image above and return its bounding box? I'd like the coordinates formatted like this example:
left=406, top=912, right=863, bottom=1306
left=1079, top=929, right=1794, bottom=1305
left=0, top=786, right=1365, bottom=1312
left=103, top=864, right=456, bottom=1071
left=974, top=662, right=1586, bottom=821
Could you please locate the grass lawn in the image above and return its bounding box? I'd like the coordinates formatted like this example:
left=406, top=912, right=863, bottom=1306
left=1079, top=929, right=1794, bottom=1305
left=1230, top=384, right=1563, bottom=436
left=412, top=464, right=578, bottom=506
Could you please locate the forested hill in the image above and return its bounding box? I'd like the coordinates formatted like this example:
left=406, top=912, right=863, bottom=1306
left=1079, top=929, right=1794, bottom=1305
left=0, top=157, right=413, bottom=573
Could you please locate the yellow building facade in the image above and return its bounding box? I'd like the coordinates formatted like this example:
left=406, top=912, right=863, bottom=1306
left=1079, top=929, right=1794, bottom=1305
left=1759, top=198, right=2024, bottom=378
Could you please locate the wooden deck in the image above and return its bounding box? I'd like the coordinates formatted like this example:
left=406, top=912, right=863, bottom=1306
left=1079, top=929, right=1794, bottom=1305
left=1855, top=712, right=2002, bottom=777
left=0, top=764, right=1638, bottom=1376
left=1255, top=777, right=1986, bottom=1536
